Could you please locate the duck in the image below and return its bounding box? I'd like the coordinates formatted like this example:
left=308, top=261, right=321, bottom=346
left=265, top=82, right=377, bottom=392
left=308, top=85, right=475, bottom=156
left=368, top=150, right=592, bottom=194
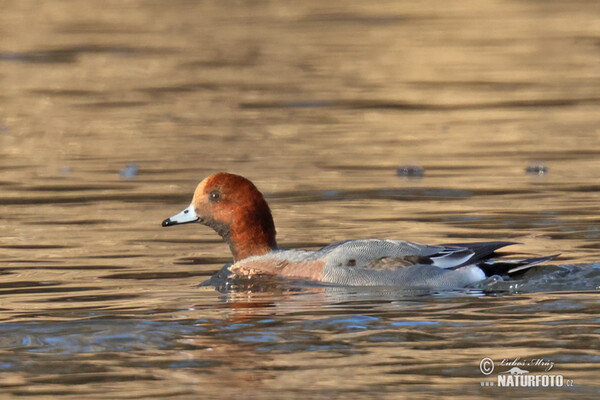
left=162, top=172, right=555, bottom=288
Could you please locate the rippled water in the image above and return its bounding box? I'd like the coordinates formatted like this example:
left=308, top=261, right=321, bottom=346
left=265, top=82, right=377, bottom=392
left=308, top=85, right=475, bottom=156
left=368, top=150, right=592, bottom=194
left=1, top=0, right=599, bottom=398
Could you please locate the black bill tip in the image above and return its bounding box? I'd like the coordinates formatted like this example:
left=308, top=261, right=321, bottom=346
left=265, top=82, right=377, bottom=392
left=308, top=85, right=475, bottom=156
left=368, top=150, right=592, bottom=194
left=162, top=218, right=175, bottom=227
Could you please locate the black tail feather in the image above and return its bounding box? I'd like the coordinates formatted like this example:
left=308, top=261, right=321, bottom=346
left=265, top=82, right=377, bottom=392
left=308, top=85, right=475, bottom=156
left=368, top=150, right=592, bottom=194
left=441, top=241, right=557, bottom=277
left=477, top=254, right=559, bottom=277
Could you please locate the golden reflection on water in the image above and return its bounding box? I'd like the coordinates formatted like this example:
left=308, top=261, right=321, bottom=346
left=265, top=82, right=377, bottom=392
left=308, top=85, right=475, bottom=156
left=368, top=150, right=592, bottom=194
left=0, top=0, right=599, bottom=398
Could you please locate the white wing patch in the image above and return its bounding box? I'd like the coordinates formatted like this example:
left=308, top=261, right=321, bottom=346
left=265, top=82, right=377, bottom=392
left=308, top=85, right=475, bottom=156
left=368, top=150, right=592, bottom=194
left=429, top=248, right=475, bottom=269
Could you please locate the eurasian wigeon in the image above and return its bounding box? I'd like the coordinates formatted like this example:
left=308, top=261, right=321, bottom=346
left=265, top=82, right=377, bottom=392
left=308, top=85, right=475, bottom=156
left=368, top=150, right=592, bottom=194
left=162, top=172, right=555, bottom=288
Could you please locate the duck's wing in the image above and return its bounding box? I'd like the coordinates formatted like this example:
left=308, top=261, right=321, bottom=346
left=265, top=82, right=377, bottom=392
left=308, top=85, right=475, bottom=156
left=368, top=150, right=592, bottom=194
left=320, top=240, right=557, bottom=287
left=321, top=239, right=515, bottom=271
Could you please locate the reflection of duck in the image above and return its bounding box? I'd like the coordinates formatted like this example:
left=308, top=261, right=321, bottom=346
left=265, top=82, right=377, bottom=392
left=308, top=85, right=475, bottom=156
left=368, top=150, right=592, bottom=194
left=163, top=172, right=557, bottom=287
left=500, top=367, right=529, bottom=375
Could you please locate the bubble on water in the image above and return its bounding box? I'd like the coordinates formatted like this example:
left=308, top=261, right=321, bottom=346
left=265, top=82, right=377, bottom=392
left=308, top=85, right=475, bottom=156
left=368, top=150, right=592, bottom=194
left=526, top=162, right=548, bottom=176
left=119, top=163, right=139, bottom=179
left=59, top=167, right=72, bottom=176
left=396, top=165, right=424, bottom=178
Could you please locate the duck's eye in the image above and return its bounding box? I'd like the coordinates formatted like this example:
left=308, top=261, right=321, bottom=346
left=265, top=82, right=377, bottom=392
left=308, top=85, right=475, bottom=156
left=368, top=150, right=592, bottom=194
left=208, top=190, right=221, bottom=202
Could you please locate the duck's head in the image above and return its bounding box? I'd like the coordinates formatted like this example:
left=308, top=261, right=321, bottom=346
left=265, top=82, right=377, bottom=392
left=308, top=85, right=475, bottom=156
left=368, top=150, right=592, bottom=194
left=162, top=172, right=277, bottom=261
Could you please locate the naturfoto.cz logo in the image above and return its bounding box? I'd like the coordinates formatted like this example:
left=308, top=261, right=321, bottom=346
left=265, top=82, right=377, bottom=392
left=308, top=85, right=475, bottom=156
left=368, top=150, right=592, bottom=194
left=479, top=357, right=574, bottom=388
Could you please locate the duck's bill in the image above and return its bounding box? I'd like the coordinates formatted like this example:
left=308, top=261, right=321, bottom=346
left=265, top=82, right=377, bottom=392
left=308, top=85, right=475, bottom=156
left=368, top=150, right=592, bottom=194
left=162, top=204, right=200, bottom=227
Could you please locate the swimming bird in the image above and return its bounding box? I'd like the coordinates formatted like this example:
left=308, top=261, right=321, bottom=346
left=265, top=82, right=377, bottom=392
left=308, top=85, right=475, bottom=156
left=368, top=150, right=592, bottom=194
left=162, top=172, right=555, bottom=287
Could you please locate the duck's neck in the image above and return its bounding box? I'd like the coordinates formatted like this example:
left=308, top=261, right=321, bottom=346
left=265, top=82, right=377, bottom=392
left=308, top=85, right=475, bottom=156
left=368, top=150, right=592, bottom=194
left=207, top=209, right=277, bottom=262
left=231, top=211, right=277, bottom=261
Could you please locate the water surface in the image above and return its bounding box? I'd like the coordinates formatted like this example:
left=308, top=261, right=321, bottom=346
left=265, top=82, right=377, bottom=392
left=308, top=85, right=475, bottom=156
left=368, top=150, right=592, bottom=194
left=1, top=0, right=599, bottom=398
